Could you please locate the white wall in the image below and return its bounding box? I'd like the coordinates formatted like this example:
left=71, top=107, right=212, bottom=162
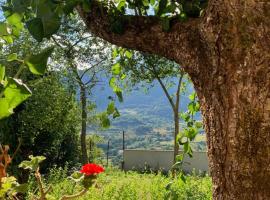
left=123, top=149, right=208, bottom=173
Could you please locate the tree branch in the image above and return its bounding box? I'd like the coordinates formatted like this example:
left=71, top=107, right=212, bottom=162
left=77, top=2, right=203, bottom=70
left=175, top=70, right=184, bottom=113
left=150, top=64, right=176, bottom=110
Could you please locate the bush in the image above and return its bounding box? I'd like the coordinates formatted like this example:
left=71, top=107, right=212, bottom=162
left=0, top=73, right=81, bottom=174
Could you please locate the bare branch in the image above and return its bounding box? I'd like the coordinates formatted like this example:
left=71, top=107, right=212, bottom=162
left=80, top=58, right=106, bottom=79
left=149, top=65, right=176, bottom=110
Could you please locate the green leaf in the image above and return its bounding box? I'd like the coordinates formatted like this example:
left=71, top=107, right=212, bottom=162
left=25, top=47, right=54, bottom=75
left=36, top=2, right=61, bottom=38
left=120, top=73, right=126, bottom=80
left=185, top=127, right=198, bottom=140
left=183, top=142, right=193, bottom=157
left=2, top=35, right=13, bottom=43
left=0, top=22, right=9, bottom=36
left=113, top=108, right=120, bottom=118
left=107, top=101, right=115, bottom=115
left=42, top=15, right=61, bottom=38
left=117, top=0, right=126, bottom=10
left=112, top=63, right=121, bottom=75
left=180, top=112, right=190, bottom=122
left=26, top=18, right=44, bottom=42
left=19, top=155, right=46, bottom=171
left=13, top=184, right=28, bottom=193
left=195, top=121, right=202, bottom=129
left=150, top=0, right=155, bottom=5
left=0, top=65, right=5, bottom=82
left=176, top=154, right=184, bottom=162
left=99, top=113, right=110, bottom=128
left=6, top=12, right=23, bottom=37
left=0, top=98, right=12, bottom=119
left=7, top=13, right=23, bottom=30
left=125, top=50, right=132, bottom=59
left=7, top=53, right=18, bottom=62
left=3, top=78, right=32, bottom=109
left=189, top=92, right=196, bottom=101
left=115, top=89, right=123, bottom=102
left=179, top=172, right=187, bottom=183
left=109, top=77, right=116, bottom=88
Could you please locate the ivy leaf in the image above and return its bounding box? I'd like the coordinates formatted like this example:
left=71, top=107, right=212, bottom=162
left=25, top=47, right=54, bottom=75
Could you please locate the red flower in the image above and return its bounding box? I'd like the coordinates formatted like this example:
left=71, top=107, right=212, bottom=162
left=80, top=163, right=104, bottom=176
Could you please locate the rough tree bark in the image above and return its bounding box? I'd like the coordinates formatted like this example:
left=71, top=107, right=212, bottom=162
left=78, top=0, right=270, bottom=199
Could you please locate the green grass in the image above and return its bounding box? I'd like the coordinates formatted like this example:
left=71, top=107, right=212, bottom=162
left=27, top=167, right=212, bottom=200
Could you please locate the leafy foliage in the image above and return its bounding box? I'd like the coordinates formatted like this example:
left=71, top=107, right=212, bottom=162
left=19, top=155, right=46, bottom=171
left=0, top=73, right=81, bottom=171
left=0, top=11, right=54, bottom=120
left=173, top=92, right=202, bottom=173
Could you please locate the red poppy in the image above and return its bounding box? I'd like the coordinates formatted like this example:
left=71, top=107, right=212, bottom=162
left=80, top=163, right=104, bottom=176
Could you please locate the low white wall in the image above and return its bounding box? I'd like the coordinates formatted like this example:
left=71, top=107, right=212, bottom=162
left=123, top=149, right=208, bottom=173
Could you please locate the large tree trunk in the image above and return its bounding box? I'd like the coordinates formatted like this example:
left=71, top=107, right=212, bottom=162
left=194, top=2, right=270, bottom=199
left=198, top=73, right=270, bottom=199
left=80, top=85, right=88, bottom=164
left=78, top=0, right=270, bottom=198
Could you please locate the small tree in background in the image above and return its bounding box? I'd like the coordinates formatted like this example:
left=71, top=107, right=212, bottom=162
left=50, top=15, right=120, bottom=164
left=117, top=51, right=188, bottom=163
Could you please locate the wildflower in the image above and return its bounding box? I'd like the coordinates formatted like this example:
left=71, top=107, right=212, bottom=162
left=80, top=163, right=104, bottom=176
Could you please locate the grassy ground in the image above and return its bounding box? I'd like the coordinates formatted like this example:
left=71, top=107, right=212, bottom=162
left=27, top=167, right=212, bottom=200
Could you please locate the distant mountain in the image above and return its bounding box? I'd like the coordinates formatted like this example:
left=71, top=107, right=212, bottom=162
left=87, top=76, right=202, bottom=135
left=83, top=75, right=206, bottom=164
